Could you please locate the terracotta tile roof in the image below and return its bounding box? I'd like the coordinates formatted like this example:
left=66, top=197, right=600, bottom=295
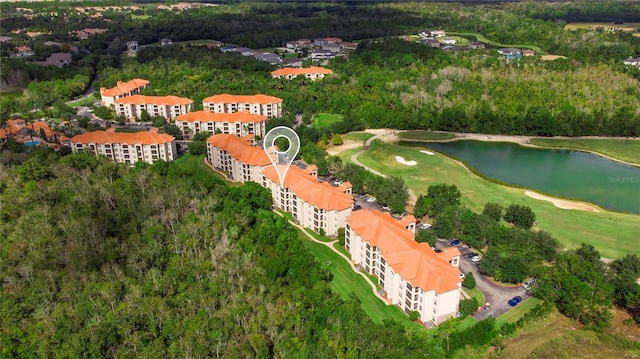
left=262, top=165, right=353, bottom=211
left=0, top=128, right=8, bottom=139
left=115, top=94, right=193, bottom=106
left=207, top=133, right=271, bottom=166
left=271, top=66, right=333, bottom=76
left=27, top=121, right=54, bottom=137
left=100, top=78, right=149, bottom=97
left=202, top=94, right=283, bottom=105
left=70, top=130, right=175, bottom=145
left=176, top=110, right=267, bottom=123
left=347, top=210, right=461, bottom=293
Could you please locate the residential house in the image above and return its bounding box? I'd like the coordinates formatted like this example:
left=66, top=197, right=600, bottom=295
left=115, top=95, right=194, bottom=121
left=311, top=49, right=336, bottom=61
left=497, top=48, right=522, bottom=61
left=15, top=45, right=33, bottom=57
left=341, top=42, right=358, bottom=51
left=439, top=38, right=457, bottom=45
left=623, top=57, right=640, bottom=66
left=236, top=47, right=256, bottom=56
left=38, top=53, right=72, bottom=67
left=271, top=66, right=333, bottom=80
left=321, top=43, right=342, bottom=53
left=175, top=111, right=268, bottom=138
left=206, top=133, right=271, bottom=183
left=0, top=36, right=13, bottom=43
left=70, top=128, right=177, bottom=164
left=283, top=57, right=303, bottom=67
left=314, top=37, right=342, bottom=46
left=523, top=49, right=536, bottom=57
left=160, top=38, right=173, bottom=46
left=421, top=39, right=441, bottom=48
left=468, top=41, right=486, bottom=50
left=419, top=29, right=434, bottom=38
left=221, top=45, right=238, bottom=53
left=254, top=52, right=282, bottom=65
left=432, top=30, right=447, bottom=37
left=286, top=39, right=313, bottom=51
left=202, top=94, right=283, bottom=118
left=346, top=209, right=463, bottom=325
left=126, top=41, right=139, bottom=52
left=0, top=119, right=57, bottom=144
left=100, top=78, right=150, bottom=107
left=261, top=165, right=353, bottom=237
left=70, top=28, right=107, bottom=40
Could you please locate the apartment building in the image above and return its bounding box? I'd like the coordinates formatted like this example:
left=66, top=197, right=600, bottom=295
left=206, top=134, right=271, bottom=183
left=70, top=129, right=177, bottom=165
left=202, top=94, right=283, bottom=118
left=346, top=209, right=462, bottom=325
left=115, top=95, right=193, bottom=121
left=261, top=165, right=353, bottom=237
left=176, top=111, right=268, bottom=138
left=271, top=66, right=333, bottom=80
left=100, top=78, right=150, bottom=107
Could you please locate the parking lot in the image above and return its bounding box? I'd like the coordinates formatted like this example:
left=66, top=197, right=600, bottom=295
left=435, top=239, right=531, bottom=320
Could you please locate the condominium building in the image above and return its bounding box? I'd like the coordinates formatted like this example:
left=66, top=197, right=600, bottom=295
left=202, top=94, right=283, bottom=118
left=176, top=111, right=268, bottom=139
left=261, top=165, right=353, bottom=237
left=100, top=78, right=150, bottom=107
left=271, top=66, right=333, bottom=80
left=70, top=129, right=177, bottom=165
left=115, top=95, right=193, bottom=121
left=346, top=210, right=462, bottom=325
left=206, top=134, right=271, bottom=183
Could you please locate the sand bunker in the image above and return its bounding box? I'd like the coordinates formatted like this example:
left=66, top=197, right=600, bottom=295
left=525, top=190, right=600, bottom=212
left=420, top=150, right=434, bottom=155
left=396, top=156, right=417, bottom=166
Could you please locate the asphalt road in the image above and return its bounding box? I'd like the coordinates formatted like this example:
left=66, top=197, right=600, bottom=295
left=435, top=239, right=531, bottom=320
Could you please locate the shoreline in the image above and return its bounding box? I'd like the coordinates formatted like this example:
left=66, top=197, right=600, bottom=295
left=403, top=131, right=640, bottom=168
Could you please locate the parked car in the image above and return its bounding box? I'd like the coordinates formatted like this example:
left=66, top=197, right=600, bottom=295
left=366, top=197, right=376, bottom=203
left=508, top=296, right=523, bottom=306
left=465, top=252, right=478, bottom=258
left=420, top=223, right=432, bottom=229
left=523, top=277, right=537, bottom=289
left=471, top=256, right=482, bottom=262
left=382, top=205, right=391, bottom=211
left=450, top=239, right=461, bottom=246
left=353, top=204, right=362, bottom=210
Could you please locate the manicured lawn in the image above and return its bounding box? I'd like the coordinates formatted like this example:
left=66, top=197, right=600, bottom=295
left=298, top=233, right=424, bottom=331
left=448, top=32, right=548, bottom=55
left=355, top=141, right=640, bottom=259
left=495, top=297, right=542, bottom=327
left=343, top=132, right=375, bottom=143
left=336, top=147, right=363, bottom=164
left=464, top=287, right=485, bottom=306
left=530, top=138, right=640, bottom=166
left=398, top=131, right=455, bottom=141
left=314, top=113, right=343, bottom=129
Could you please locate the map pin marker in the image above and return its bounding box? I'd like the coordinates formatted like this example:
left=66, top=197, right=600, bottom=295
left=263, top=126, right=300, bottom=187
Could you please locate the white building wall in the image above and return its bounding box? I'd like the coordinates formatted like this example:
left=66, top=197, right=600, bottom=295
left=71, top=141, right=176, bottom=165
left=203, top=101, right=282, bottom=118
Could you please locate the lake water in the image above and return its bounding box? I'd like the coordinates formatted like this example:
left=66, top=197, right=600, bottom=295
left=415, top=141, right=640, bottom=214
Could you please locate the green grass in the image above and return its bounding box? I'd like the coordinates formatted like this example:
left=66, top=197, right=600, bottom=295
left=304, top=228, right=333, bottom=243
left=530, top=138, right=640, bottom=166
left=495, top=298, right=542, bottom=327
left=174, top=153, right=233, bottom=185
left=448, top=32, right=548, bottom=55
left=131, top=14, right=151, bottom=20
left=398, top=131, right=455, bottom=141
left=464, top=287, right=485, bottom=306
left=298, top=232, right=423, bottom=331
left=343, top=132, right=375, bottom=143
left=314, top=113, right=343, bottom=129
left=355, top=141, right=640, bottom=259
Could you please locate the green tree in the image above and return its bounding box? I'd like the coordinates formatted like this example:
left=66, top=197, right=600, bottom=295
left=459, top=297, right=479, bottom=316
left=504, top=204, right=536, bottom=229
left=414, top=195, right=431, bottom=218
left=426, top=184, right=461, bottom=217
left=415, top=228, right=436, bottom=246
left=462, top=272, right=476, bottom=289
left=188, top=141, right=207, bottom=155
left=192, top=131, right=212, bottom=142
left=331, top=134, right=343, bottom=145
left=482, top=202, right=503, bottom=222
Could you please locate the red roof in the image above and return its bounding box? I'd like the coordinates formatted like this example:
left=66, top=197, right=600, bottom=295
left=347, top=210, right=461, bottom=293
left=115, top=94, right=193, bottom=106
left=100, top=78, right=149, bottom=97
left=176, top=110, right=267, bottom=124
left=70, top=130, right=175, bottom=145
left=207, top=134, right=271, bottom=166
left=271, top=67, right=333, bottom=76
left=262, top=165, right=353, bottom=211
left=202, top=94, right=283, bottom=105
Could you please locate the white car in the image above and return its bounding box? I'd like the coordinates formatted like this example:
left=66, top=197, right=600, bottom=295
left=382, top=206, right=391, bottom=211
left=471, top=256, right=482, bottom=262
left=420, top=223, right=432, bottom=229
left=366, top=197, right=376, bottom=203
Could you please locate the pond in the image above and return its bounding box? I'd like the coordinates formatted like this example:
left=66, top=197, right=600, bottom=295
left=415, top=140, right=640, bottom=214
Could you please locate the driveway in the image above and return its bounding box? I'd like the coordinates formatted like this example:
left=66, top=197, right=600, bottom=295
left=435, top=239, right=531, bottom=320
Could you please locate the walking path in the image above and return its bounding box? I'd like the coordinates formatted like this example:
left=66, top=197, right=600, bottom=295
left=274, top=211, right=393, bottom=305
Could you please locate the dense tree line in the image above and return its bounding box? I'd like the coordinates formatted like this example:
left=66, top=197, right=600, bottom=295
left=0, top=149, right=445, bottom=358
